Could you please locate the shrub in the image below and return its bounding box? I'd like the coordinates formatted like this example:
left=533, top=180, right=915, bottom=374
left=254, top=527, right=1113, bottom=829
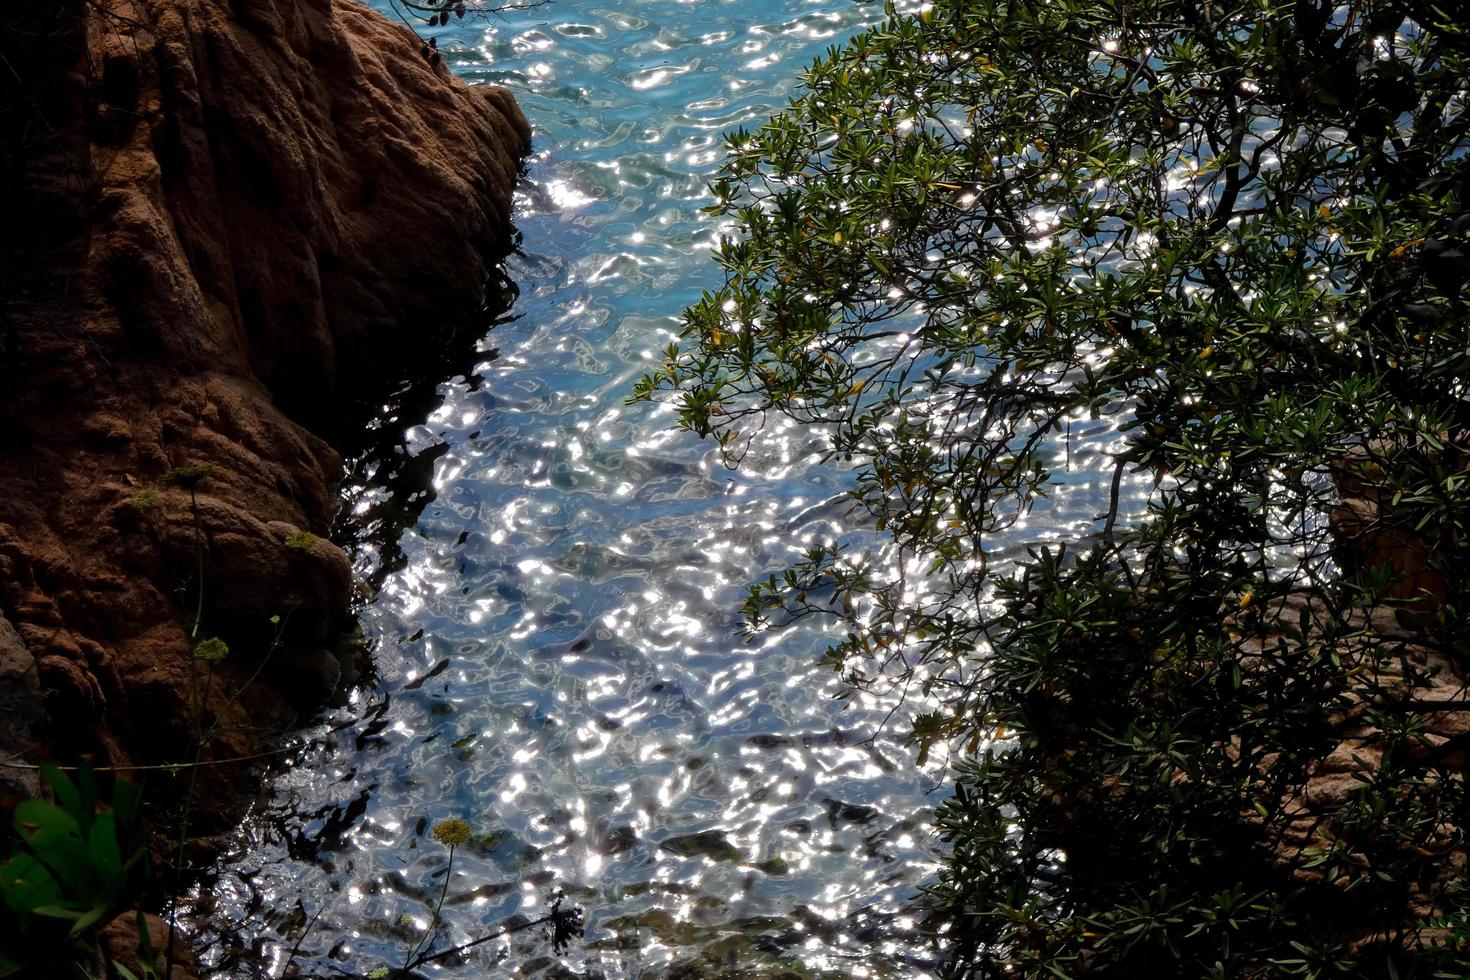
left=640, top=0, right=1470, bottom=974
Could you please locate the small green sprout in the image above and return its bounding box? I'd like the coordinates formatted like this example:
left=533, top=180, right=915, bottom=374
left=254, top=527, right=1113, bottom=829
left=367, top=970, right=391, bottom=980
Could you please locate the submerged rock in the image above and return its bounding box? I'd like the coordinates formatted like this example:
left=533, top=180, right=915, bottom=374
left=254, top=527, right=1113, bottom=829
left=0, top=0, right=528, bottom=816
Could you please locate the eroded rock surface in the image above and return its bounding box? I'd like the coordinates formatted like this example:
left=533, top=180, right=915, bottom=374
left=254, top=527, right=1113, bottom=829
left=0, top=0, right=528, bottom=811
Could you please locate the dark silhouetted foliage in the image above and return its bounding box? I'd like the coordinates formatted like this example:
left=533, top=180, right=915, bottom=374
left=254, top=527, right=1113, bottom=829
left=641, top=0, right=1470, bottom=974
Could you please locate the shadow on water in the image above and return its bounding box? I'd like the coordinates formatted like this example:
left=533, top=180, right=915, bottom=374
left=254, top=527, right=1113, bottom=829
left=330, top=254, right=522, bottom=602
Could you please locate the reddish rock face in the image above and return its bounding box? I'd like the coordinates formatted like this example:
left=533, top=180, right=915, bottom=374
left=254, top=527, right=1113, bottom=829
left=0, top=0, right=528, bottom=812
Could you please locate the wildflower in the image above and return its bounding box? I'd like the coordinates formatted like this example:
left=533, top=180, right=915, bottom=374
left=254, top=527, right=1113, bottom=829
left=194, top=637, right=229, bottom=663
left=129, top=489, right=160, bottom=512
left=431, top=818, right=471, bottom=848
left=166, top=463, right=216, bottom=487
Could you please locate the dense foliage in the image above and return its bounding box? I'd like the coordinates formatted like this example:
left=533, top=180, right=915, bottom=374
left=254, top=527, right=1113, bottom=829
left=0, top=766, right=146, bottom=977
left=638, top=0, right=1470, bottom=975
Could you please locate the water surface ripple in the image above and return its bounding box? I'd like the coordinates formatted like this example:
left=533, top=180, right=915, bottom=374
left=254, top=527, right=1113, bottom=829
left=196, top=2, right=1134, bottom=976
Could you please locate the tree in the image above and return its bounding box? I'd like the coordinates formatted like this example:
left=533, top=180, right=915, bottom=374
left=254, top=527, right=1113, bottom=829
left=637, top=0, right=1470, bottom=974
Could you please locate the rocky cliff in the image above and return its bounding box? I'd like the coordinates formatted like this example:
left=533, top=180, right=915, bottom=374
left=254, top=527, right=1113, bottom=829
left=0, top=0, right=529, bottom=812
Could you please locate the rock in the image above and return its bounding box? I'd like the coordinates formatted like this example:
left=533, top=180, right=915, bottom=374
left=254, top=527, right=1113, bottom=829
left=0, top=0, right=528, bottom=827
left=0, top=615, right=44, bottom=798
left=100, top=911, right=198, bottom=980
left=271, top=645, right=345, bottom=712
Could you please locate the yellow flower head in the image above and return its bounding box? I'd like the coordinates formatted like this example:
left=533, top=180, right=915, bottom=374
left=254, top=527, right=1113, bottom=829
left=194, top=638, right=229, bottom=664
left=166, top=463, right=216, bottom=487
left=431, top=818, right=471, bottom=848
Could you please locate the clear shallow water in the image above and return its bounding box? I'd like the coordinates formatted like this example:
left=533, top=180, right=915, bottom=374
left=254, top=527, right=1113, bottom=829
left=193, top=1, right=1138, bottom=976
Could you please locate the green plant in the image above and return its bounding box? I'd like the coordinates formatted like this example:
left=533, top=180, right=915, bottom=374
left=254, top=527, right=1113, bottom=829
left=163, top=464, right=215, bottom=488
left=163, top=614, right=291, bottom=976
left=336, top=818, right=584, bottom=978
left=283, top=530, right=317, bottom=551
left=0, top=764, right=146, bottom=977
left=641, top=0, right=1470, bottom=974
left=162, top=462, right=214, bottom=650
left=127, top=490, right=159, bottom=513
left=192, top=637, right=229, bottom=665
left=395, top=817, right=468, bottom=978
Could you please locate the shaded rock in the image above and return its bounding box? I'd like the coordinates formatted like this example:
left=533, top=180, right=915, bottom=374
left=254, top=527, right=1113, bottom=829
left=0, top=615, right=43, bottom=798
left=659, top=830, right=743, bottom=863
left=0, top=0, right=528, bottom=828
left=100, top=911, right=198, bottom=980
left=271, top=645, right=345, bottom=712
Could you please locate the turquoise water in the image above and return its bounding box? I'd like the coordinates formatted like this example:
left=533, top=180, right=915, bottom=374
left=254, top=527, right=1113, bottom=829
left=193, top=1, right=1133, bottom=976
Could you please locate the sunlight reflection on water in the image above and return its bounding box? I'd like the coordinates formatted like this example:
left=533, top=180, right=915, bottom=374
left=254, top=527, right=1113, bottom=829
left=192, top=1, right=1151, bottom=976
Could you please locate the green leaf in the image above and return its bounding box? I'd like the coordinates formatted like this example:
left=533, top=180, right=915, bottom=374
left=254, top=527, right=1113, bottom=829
left=14, top=799, right=90, bottom=894
left=110, top=779, right=143, bottom=838
left=65, top=902, right=110, bottom=939
left=31, top=903, right=84, bottom=920
left=40, top=763, right=86, bottom=834
left=87, top=812, right=122, bottom=881
left=0, top=854, right=63, bottom=918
